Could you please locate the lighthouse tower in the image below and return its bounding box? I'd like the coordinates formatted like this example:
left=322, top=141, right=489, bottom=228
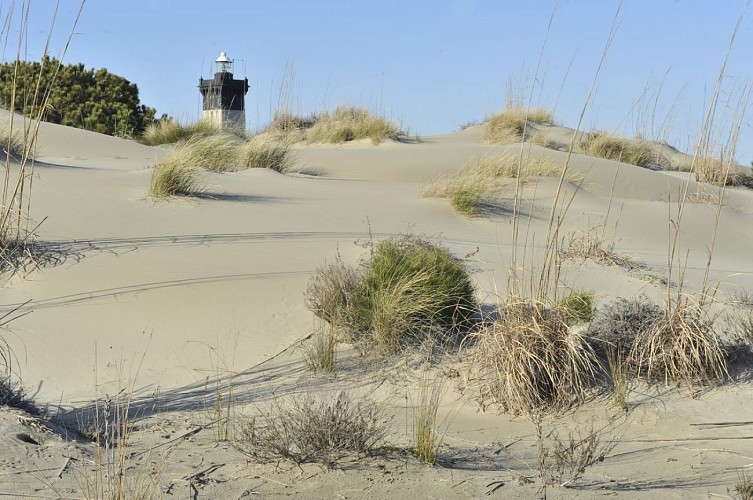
left=198, top=52, right=249, bottom=131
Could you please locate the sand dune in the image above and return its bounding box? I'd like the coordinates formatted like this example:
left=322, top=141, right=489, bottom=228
left=0, top=113, right=752, bottom=498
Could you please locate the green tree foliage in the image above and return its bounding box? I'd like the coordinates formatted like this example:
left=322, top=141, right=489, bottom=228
left=0, top=56, right=157, bottom=137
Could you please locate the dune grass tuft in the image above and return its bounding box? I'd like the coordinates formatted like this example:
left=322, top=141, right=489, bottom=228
left=694, top=155, right=752, bottom=187
left=306, top=235, right=476, bottom=353
left=467, top=299, right=597, bottom=416
left=484, top=107, right=555, bottom=144
left=423, top=154, right=575, bottom=217
left=238, top=137, right=292, bottom=173
left=149, top=157, right=201, bottom=198
left=413, top=374, right=446, bottom=465
left=307, top=106, right=399, bottom=145
left=579, top=131, right=654, bottom=168
left=140, top=119, right=229, bottom=146
left=628, top=296, right=728, bottom=392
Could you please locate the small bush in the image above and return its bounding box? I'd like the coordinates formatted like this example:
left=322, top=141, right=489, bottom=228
left=148, top=160, right=201, bottom=198
left=546, top=422, right=618, bottom=487
left=587, top=296, right=662, bottom=358
left=467, top=300, right=596, bottom=416
left=237, top=137, right=292, bottom=173
left=305, top=259, right=366, bottom=340
left=484, top=107, right=554, bottom=144
left=241, top=392, right=388, bottom=465
left=559, top=292, right=594, bottom=324
left=141, top=119, right=224, bottom=146
left=307, top=106, right=399, bottom=145
left=423, top=154, right=572, bottom=218
left=580, top=132, right=653, bottom=168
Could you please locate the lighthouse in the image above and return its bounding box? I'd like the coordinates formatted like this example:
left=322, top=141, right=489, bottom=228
left=198, top=52, right=249, bottom=131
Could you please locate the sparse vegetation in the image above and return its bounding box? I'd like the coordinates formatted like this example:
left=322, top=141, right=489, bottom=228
left=484, top=107, right=555, bottom=144
left=579, top=131, right=654, bottom=168
left=304, top=324, right=337, bottom=373
left=560, top=229, right=639, bottom=270
left=545, top=421, right=618, bottom=487
left=422, top=154, right=574, bottom=217
left=307, top=106, right=399, bottom=145
left=734, top=471, right=753, bottom=500
left=240, top=392, right=388, bottom=465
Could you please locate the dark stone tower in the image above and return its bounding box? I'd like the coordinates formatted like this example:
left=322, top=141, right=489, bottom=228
left=198, top=52, right=249, bottom=130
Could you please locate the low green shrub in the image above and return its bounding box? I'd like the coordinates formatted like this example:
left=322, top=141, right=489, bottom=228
left=559, top=292, right=595, bottom=324
left=306, top=235, right=477, bottom=352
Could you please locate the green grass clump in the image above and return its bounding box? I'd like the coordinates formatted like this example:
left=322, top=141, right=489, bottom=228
left=148, top=159, right=201, bottom=198
left=140, top=119, right=228, bottom=146
left=237, top=137, right=292, bottom=173
left=178, top=133, right=245, bottom=172
left=307, top=106, right=399, bottom=145
left=484, top=107, right=555, bottom=144
left=559, top=291, right=595, bottom=324
left=306, top=235, right=476, bottom=353
left=580, top=132, right=654, bottom=168
left=423, top=154, right=575, bottom=217
left=361, top=236, right=476, bottom=350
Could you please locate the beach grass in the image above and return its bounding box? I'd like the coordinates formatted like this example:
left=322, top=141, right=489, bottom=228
left=579, top=131, right=654, bottom=168
left=484, top=107, right=555, bottom=144
left=307, top=105, right=399, bottom=145
left=422, top=154, right=576, bottom=217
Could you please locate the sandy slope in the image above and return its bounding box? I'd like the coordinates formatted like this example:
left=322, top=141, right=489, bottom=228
left=0, top=114, right=752, bottom=498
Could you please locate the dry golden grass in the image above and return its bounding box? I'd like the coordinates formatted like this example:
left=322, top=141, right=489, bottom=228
left=693, top=155, right=751, bottom=187
left=560, top=229, right=639, bottom=270
left=422, top=154, right=578, bottom=217
left=466, top=299, right=597, bottom=416
left=484, top=107, right=555, bottom=144
left=579, top=131, right=654, bottom=168
left=307, top=106, right=399, bottom=145
left=628, top=296, right=727, bottom=392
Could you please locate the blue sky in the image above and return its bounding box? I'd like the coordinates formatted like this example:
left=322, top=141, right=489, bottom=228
left=20, top=1, right=753, bottom=162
